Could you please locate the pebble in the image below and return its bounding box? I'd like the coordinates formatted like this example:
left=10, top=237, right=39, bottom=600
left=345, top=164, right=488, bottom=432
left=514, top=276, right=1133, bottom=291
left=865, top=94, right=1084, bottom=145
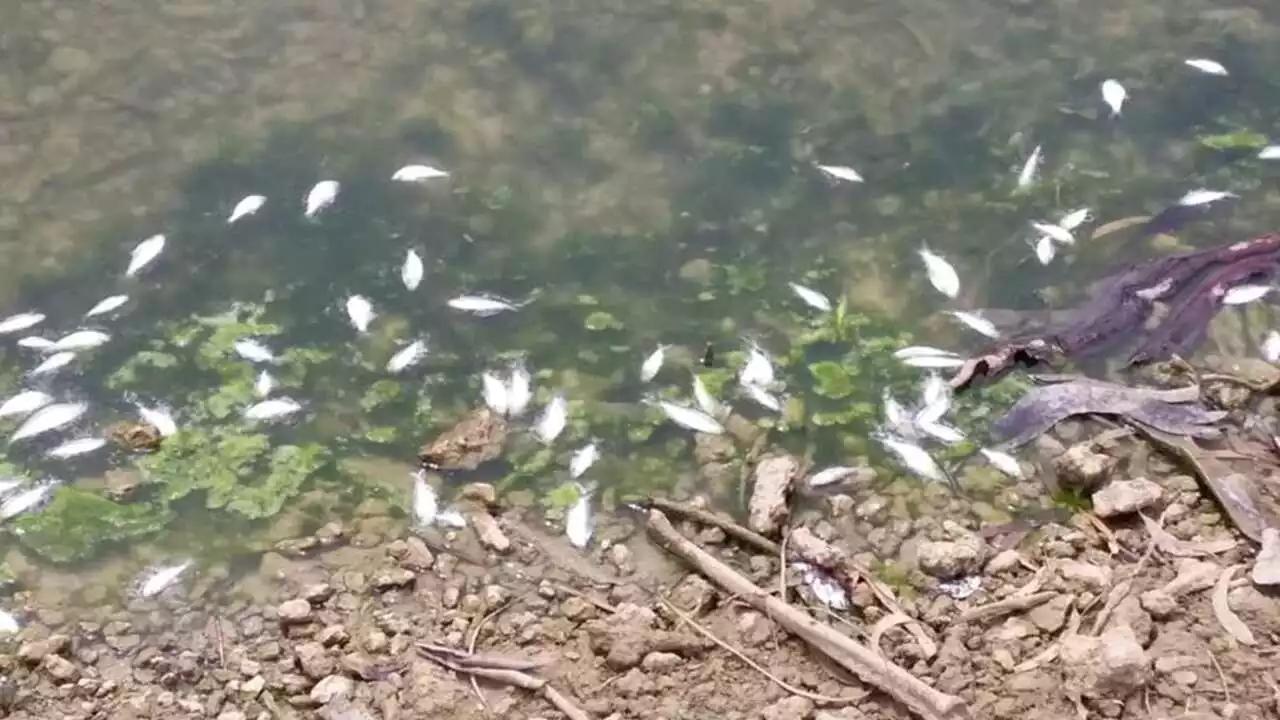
left=1250, top=527, right=1280, bottom=586
left=310, top=674, right=354, bottom=705
left=1053, top=444, right=1117, bottom=491
left=917, top=535, right=985, bottom=580
left=1091, top=477, right=1163, bottom=518
left=278, top=599, right=313, bottom=624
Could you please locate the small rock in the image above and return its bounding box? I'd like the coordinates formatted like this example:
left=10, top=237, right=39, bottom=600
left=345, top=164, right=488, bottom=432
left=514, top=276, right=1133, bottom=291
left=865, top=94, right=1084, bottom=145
left=1091, top=477, right=1163, bottom=518
left=1053, top=444, right=1117, bottom=492
left=373, top=569, right=416, bottom=591
left=317, top=625, right=350, bottom=647
left=400, top=537, right=435, bottom=571
left=310, top=674, right=354, bottom=705
left=1061, top=624, right=1150, bottom=699
left=917, top=535, right=985, bottom=580
left=471, top=513, right=510, bottom=553
left=1057, top=559, right=1111, bottom=590
left=985, top=549, right=1022, bottom=574
left=1138, top=589, right=1178, bottom=619
left=295, top=641, right=336, bottom=680
left=759, top=695, right=815, bottom=720
left=240, top=675, right=265, bottom=697
left=1027, top=593, right=1072, bottom=633
left=640, top=652, right=681, bottom=671
left=303, top=583, right=335, bottom=604
left=459, top=483, right=499, bottom=508
left=1251, top=527, right=1280, bottom=586
left=278, top=599, right=313, bottom=624
left=42, top=655, right=79, bottom=682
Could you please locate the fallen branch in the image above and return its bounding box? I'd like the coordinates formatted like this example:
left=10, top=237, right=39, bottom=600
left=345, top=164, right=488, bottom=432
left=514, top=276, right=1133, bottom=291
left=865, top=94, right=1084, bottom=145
left=419, top=645, right=591, bottom=720
left=646, top=509, right=969, bottom=720
left=955, top=591, right=1058, bottom=624
left=645, top=497, right=781, bottom=555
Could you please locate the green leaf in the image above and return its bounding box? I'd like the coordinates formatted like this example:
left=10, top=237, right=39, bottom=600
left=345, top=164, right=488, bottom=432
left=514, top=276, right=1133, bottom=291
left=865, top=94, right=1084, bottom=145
left=14, top=488, right=173, bottom=564
left=808, top=361, right=855, bottom=399
left=1196, top=131, right=1267, bottom=151
left=583, top=311, right=623, bottom=331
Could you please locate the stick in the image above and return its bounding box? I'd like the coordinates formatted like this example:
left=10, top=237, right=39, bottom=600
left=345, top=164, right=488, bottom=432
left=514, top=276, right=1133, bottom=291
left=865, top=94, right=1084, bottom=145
left=955, top=591, right=1058, bottom=624
left=421, top=649, right=592, bottom=720
left=646, top=509, right=969, bottom=720
left=645, top=497, right=781, bottom=555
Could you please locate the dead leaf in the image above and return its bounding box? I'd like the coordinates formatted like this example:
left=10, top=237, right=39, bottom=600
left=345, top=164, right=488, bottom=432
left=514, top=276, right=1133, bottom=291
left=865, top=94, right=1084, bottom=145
left=1212, top=565, right=1256, bottom=646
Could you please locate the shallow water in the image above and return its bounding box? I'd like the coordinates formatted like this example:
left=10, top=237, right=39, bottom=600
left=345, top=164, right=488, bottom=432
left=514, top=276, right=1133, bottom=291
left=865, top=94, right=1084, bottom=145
left=2, top=0, right=1280, bottom=605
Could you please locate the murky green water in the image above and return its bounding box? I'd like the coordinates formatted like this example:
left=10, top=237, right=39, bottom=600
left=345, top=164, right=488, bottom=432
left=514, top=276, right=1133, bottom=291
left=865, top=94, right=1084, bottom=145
left=3, top=0, right=1280, bottom=603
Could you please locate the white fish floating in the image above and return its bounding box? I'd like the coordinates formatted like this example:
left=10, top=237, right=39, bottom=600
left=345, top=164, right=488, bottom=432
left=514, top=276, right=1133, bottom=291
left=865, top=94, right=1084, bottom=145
left=1222, top=284, right=1272, bottom=306
left=1059, top=208, right=1092, bottom=231
left=125, top=234, right=166, bottom=277
left=883, top=390, right=910, bottom=429
left=51, top=330, right=110, bottom=353
left=569, top=441, right=599, bottom=479
left=0, top=482, right=56, bottom=520
left=0, top=609, right=18, bottom=634
left=11, top=402, right=87, bottom=442
left=228, top=195, right=266, bottom=224
left=234, top=339, right=277, bottom=364
left=1178, top=188, right=1237, bottom=207
left=1032, top=235, right=1056, bottom=265
left=16, top=337, right=55, bottom=350
left=1016, top=145, right=1042, bottom=188
left=878, top=434, right=948, bottom=484
left=344, top=295, right=376, bottom=333
left=739, top=341, right=776, bottom=388
left=900, top=354, right=966, bottom=369
left=401, top=249, right=424, bottom=291
left=893, top=345, right=960, bottom=360
left=47, top=437, right=107, bottom=460
left=1100, top=79, right=1127, bottom=116
left=946, top=310, right=1000, bottom=339
left=1258, top=146, right=1280, bottom=160
left=650, top=398, right=725, bottom=435
left=254, top=370, right=276, bottom=397
left=789, top=282, right=833, bottom=312
left=435, top=509, right=467, bottom=529
left=918, top=245, right=960, bottom=298
left=138, top=560, right=192, bottom=598
left=1263, top=331, right=1280, bottom=364
left=1184, top=58, right=1228, bottom=76
left=29, top=352, right=77, bottom=377
left=446, top=294, right=528, bottom=317
left=979, top=447, right=1024, bottom=479
left=0, top=390, right=53, bottom=419
left=917, top=418, right=966, bottom=445
left=392, top=164, right=449, bottom=182
left=0, top=477, right=21, bottom=496
left=137, top=404, right=178, bottom=437
left=481, top=371, right=510, bottom=416
left=640, top=345, right=668, bottom=382
left=565, top=483, right=594, bottom=548
left=85, top=294, right=130, bottom=318
left=386, top=340, right=428, bottom=373
left=1030, top=221, right=1074, bottom=246
left=692, top=374, right=723, bottom=418
left=0, top=312, right=45, bottom=334
left=534, top=393, right=568, bottom=444
left=506, top=360, right=534, bottom=418
left=807, top=466, right=860, bottom=488
left=244, top=397, right=302, bottom=422
left=304, top=180, right=339, bottom=218
left=742, top=383, right=783, bottom=413
left=412, top=471, right=438, bottom=526
left=816, top=164, right=863, bottom=183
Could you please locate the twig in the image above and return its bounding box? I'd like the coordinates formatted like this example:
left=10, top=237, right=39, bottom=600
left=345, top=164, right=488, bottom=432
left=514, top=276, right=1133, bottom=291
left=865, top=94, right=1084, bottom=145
left=212, top=614, right=225, bottom=668
left=466, top=592, right=528, bottom=709
left=421, top=651, right=591, bottom=720
left=955, top=591, right=1058, bottom=624
left=1207, top=650, right=1231, bottom=704
left=646, top=509, right=968, bottom=720
left=659, top=595, right=855, bottom=705
left=552, top=583, right=617, bottom=614
left=644, top=497, right=781, bottom=555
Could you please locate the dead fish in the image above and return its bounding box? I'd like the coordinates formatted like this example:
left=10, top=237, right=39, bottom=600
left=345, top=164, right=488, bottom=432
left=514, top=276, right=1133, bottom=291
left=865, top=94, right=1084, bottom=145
left=916, top=418, right=965, bottom=445
left=51, top=330, right=109, bottom=352
left=136, top=404, right=178, bottom=437
left=647, top=397, right=725, bottom=435
left=304, top=180, right=339, bottom=218
left=946, top=310, right=1000, bottom=339
left=0, top=390, right=53, bottom=419
left=789, top=282, right=833, bottom=312
left=739, top=340, right=776, bottom=388
left=1223, top=284, right=1273, bottom=306
left=918, top=245, right=960, bottom=298
left=534, top=393, right=568, bottom=444
left=506, top=359, right=534, bottom=418
left=893, top=345, right=960, bottom=360
left=29, top=352, right=77, bottom=377
left=254, top=370, right=276, bottom=397
left=979, top=447, right=1024, bottom=478
left=435, top=509, right=467, bottom=529
left=234, top=339, right=276, bottom=364
left=386, top=340, right=428, bottom=373
left=641, top=345, right=668, bottom=382
left=481, top=371, right=509, bottom=416
left=16, top=337, right=54, bottom=350
left=138, top=560, right=192, bottom=598
left=85, top=295, right=129, bottom=318
left=742, top=383, right=783, bottom=413
left=877, top=434, right=948, bottom=485
left=0, top=482, right=56, bottom=520
left=244, top=398, right=302, bottom=421
left=228, top=195, right=266, bottom=224
left=901, top=354, right=966, bottom=369
left=46, top=437, right=107, bottom=459
left=692, top=373, right=723, bottom=418
left=883, top=390, right=910, bottom=429
left=0, top=313, right=44, bottom=334
left=565, top=483, right=594, bottom=548
left=1101, top=79, right=1127, bottom=116
left=401, top=249, right=424, bottom=290
left=125, top=234, right=166, bottom=277
left=1258, top=146, right=1280, bottom=160
left=0, top=609, right=18, bottom=634
left=344, top=295, right=376, bottom=333
left=412, top=471, right=438, bottom=526
left=1263, top=331, right=1280, bottom=364
left=1030, top=221, right=1074, bottom=245
left=1179, top=188, right=1237, bottom=207
left=807, top=466, right=860, bottom=488
left=1184, top=58, right=1228, bottom=76
left=569, top=441, right=599, bottom=479
left=392, top=164, right=449, bottom=182
left=816, top=164, right=863, bottom=183
left=1016, top=145, right=1042, bottom=188
left=1032, top=235, right=1056, bottom=265
left=1059, top=207, right=1092, bottom=231
left=447, top=294, right=528, bottom=317
left=11, top=402, right=87, bottom=442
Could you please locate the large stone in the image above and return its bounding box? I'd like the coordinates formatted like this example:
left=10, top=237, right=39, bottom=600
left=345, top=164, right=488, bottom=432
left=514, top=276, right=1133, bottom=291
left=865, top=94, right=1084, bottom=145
left=1091, top=477, right=1163, bottom=518
left=1060, top=624, right=1150, bottom=699
left=278, top=598, right=313, bottom=624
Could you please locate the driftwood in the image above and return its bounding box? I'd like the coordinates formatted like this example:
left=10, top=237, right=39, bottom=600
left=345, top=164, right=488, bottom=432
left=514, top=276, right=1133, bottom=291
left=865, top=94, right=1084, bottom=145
left=950, top=233, right=1280, bottom=392
left=646, top=509, right=969, bottom=720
